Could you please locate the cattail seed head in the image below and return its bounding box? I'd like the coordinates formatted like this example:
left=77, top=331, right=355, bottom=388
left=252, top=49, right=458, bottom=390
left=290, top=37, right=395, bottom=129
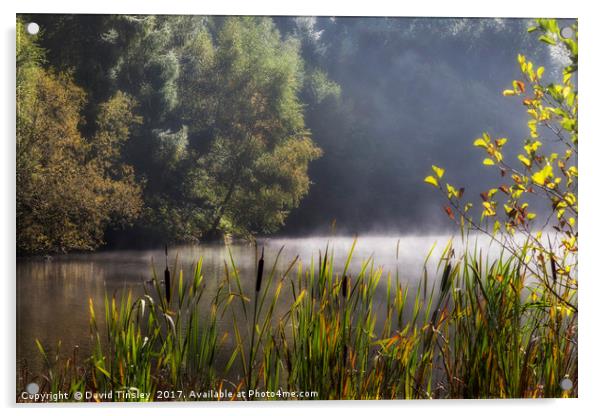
left=342, top=275, right=349, bottom=298
left=440, top=263, right=452, bottom=294
left=164, top=267, right=171, bottom=303
left=550, top=255, right=557, bottom=283
left=164, top=244, right=171, bottom=303
left=255, top=247, right=264, bottom=292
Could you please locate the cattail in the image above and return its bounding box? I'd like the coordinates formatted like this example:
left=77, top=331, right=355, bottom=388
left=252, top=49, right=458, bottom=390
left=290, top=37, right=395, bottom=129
left=440, top=263, right=452, bottom=294
left=550, top=255, right=557, bottom=284
left=255, top=247, right=264, bottom=292
left=341, top=275, right=349, bottom=298
left=164, top=245, right=171, bottom=303
left=249, top=246, right=265, bottom=392
left=321, top=246, right=329, bottom=277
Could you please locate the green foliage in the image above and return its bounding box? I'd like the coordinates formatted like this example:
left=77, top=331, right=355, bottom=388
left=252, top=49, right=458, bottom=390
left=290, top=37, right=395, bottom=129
left=17, top=15, right=328, bottom=248
left=23, top=240, right=577, bottom=400
left=304, top=68, right=342, bottom=104
left=16, top=19, right=143, bottom=253
left=424, top=18, right=577, bottom=312
left=16, top=20, right=44, bottom=127
left=422, top=19, right=578, bottom=398
left=422, top=18, right=578, bottom=398
left=178, top=17, right=322, bottom=237
left=86, top=257, right=224, bottom=400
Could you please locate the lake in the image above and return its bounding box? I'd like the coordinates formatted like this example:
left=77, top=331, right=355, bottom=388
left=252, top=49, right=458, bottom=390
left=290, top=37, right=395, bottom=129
left=17, top=235, right=454, bottom=376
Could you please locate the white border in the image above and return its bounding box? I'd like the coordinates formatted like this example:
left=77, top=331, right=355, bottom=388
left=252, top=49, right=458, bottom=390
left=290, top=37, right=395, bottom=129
left=2, top=1, right=600, bottom=415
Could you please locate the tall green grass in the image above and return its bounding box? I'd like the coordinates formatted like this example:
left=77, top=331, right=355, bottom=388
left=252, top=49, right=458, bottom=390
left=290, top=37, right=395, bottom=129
left=19, top=237, right=577, bottom=401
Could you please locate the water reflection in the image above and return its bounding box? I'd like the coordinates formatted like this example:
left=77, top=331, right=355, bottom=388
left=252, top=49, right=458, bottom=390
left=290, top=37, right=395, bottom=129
left=17, top=235, right=453, bottom=374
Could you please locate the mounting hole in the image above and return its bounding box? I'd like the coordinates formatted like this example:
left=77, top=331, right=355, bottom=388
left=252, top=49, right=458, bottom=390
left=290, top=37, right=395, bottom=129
left=25, top=382, right=40, bottom=395
left=560, top=26, right=574, bottom=39
left=559, top=377, right=573, bottom=391
left=26, top=22, right=39, bottom=35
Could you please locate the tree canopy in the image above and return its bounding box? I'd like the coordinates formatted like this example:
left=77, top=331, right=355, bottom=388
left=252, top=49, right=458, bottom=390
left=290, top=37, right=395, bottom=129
left=16, top=16, right=327, bottom=252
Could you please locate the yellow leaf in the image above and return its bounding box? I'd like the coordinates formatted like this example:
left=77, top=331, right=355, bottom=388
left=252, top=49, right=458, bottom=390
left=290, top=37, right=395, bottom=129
left=482, top=201, right=496, bottom=216
left=565, top=193, right=577, bottom=205
left=483, top=158, right=495, bottom=166
left=431, top=165, right=445, bottom=179
left=532, top=165, right=553, bottom=186
left=524, top=140, right=542, bottom=154
left=424, top=176, right=439, bottom=187
left=517, top=54, right=526, bottom=65
left=503, top=89, right=516, bottom=96
left=291, top=290, right=307, bottom=309
left=536, top=66, right=545, bottom=79
left=493, top=220, right=501, bottom=234
left=517, top=154, right=531, bottom=167
left=446, top=184, right=458, bottom=198
left=473, top=138, right=488, bottom=148
left=513, top=80, right=525, bottom=93
left=528, top=120, right=539, bottom=138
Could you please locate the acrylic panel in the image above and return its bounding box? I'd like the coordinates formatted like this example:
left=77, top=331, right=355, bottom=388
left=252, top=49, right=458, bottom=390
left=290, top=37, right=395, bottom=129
left=16, top=14, right=578, bottom=402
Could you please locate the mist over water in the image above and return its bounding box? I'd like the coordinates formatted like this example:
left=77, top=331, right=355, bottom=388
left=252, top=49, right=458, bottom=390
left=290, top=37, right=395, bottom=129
left=17, top=234, right=467, bottom=373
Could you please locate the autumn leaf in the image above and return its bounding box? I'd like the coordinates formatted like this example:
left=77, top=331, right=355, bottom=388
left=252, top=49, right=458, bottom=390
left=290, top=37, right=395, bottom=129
left=443, top=206, right=454, bottom=220
left=513, top=80, right=525, bottom=93
left=431, top=165, right=445, bottom=179
left=482, top=201, right=496, bottom=216
left=517, top=154, right=531, bottom=167
left=424, top=175, right=439, bottom=187
left=473, top=138, right=488, bottom=148
left=446, top=183, right=459, bottom=198
left=532, top=165, right=553, bottom=186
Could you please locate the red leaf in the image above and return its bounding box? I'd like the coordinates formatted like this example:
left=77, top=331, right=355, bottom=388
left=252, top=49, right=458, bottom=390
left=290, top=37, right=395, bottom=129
left=516, top=80, right=525, bottom=93
left=443, top=206, right=455, bottom=220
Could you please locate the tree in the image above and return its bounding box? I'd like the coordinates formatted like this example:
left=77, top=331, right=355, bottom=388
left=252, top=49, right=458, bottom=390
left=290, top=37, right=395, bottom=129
left=16, top=20, right=143, bottom=254
left=18, top=15, right=324, bottom=246
left=425, top=18, right=577, bottom=312
left=178, top=17, right=322, bottom=238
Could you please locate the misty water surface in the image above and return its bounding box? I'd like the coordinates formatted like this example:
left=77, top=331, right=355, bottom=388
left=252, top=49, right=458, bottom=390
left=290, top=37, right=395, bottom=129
left=17, top=235, right=479, bottom=375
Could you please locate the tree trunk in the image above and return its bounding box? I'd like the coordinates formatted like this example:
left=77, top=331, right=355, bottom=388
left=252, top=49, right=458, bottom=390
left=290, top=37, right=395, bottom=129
left=207, top=176, right=237, bottom=239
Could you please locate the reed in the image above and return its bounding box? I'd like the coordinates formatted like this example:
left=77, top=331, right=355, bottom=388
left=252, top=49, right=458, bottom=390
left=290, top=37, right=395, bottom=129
left=21, top=237, right=577, bottom=401
left=248, top=247, right=264, bottom=393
